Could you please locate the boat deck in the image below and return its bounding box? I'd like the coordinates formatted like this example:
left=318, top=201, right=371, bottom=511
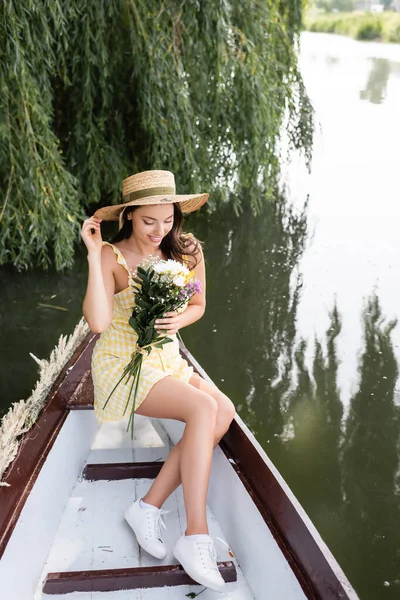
left=34, top=415, right=255, bottom=599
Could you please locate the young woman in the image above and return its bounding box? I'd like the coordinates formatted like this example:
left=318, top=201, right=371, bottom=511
left=81, top=170, right=236, bottom=592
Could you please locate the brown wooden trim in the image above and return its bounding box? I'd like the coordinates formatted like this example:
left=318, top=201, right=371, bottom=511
left=0, top=332, right=98, bottom=559
left=67, top=369, right=94, bottom=410
left=43, top=562, right=237, bottom=594
left=83, top=461, right=165, bottom=480
left=178, top=341, right=359, bottom=600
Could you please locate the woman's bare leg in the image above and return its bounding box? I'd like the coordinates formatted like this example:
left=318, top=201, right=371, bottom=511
left=139, top=374, right=236, bottom=510
left=134, top=375, right=220, bottom=535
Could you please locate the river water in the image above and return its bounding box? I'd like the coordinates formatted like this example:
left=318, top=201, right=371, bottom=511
left=1, top=31, right=400, bottom=600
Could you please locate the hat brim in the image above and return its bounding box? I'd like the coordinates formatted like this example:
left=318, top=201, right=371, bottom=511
left=93, top=193, right=209, bottom=221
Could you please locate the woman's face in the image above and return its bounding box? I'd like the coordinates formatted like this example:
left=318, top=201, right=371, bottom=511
left=128, top=203, right=174, bottom=246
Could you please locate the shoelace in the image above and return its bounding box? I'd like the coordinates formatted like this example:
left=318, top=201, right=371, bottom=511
left=146, top=508, right=170, bottom=540
left=197, top=536, right=234, bottom=572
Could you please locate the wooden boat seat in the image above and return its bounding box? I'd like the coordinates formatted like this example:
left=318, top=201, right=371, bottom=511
left=42, top=459, right=236, bottom=595
left=36, top=412, right=242, bottom=597
left=43, top=562, right=236, bottom=595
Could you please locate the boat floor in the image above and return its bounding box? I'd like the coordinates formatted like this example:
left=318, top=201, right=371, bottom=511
left=34, top=415, right=256, bottom=600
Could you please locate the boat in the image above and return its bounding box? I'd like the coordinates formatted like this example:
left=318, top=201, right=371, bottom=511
left=0, top=331, right=359, bottom=599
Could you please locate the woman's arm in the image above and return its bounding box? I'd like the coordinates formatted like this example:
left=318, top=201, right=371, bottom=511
left=81, top=217, right=115, bottom=333
left=174, top=304, right=205, bottom=329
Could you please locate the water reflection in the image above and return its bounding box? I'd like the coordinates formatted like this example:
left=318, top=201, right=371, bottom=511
left=360, top=58, right=392, bottom=105
left=341, top=294, right=400, bottom=597
left=0, top=251, right=89, bottom=414
left=325, top=55, right=340, bottom=67
left=282, top=292, right=400, bottom=598
left=285, top=305, right=344, bottom=521
left=188, top=191, right=308, bottom=454
left=186, top=200, right=400, bottom=599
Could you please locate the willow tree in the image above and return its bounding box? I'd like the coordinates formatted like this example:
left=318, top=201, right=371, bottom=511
left=0, top=0, right=313, bottom=270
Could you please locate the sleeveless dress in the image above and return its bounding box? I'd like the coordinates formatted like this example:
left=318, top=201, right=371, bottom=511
left=91, top=241, right=195, bottom=424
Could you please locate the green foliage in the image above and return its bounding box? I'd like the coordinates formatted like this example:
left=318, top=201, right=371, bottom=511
left=1, top=0, right=313, bottom=270
left=0, top=1, right=84, bottom=270
left=304, top=11, right=400, bottom=43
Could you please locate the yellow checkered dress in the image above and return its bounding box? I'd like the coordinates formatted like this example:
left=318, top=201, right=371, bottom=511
left=92, top=241, right=194, bottom=423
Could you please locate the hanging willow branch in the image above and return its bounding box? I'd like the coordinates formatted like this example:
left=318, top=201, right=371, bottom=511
left=0, top=0, right=313, bottom=270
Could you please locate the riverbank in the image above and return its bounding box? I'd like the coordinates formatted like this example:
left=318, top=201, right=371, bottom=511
left=304, top=11, right=400, bottom=43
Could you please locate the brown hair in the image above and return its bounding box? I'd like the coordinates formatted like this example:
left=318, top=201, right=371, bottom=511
left=109, top=202, right=203, bottom=269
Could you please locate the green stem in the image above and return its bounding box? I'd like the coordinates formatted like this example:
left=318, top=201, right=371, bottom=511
left=126, top=360, right=142, bottom=439
left=102, top=367, right=130, bottom=410
left=124, top=366, right=138, bottom=416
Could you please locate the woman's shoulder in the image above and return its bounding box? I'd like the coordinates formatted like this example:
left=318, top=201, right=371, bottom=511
left=100, top=241, right=124, bottom=269
left=101, top=241, right=118, bottom=257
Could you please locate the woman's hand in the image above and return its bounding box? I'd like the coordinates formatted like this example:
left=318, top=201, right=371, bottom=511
left=81, top=217, right=103, bottom=255
left=155, top=311, right=182, bottom=335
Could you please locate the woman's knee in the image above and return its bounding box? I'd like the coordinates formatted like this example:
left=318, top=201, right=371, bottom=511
left=190, top=391, right=219, bottom=425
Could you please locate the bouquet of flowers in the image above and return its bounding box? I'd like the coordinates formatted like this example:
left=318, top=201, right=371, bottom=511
left=102, top=256, right=202, bottom=438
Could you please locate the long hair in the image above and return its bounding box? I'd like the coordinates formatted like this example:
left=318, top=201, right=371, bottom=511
left=109, top=203, right=203, bottom=269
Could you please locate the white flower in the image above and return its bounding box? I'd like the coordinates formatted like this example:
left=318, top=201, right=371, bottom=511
left=138, top=257, right=190, bottom=279
left=179, top=264, right=190, bottom=276
left=173, top=274, right=186, bottom=287
left=153, top=259, right=189, bottom=278
left=153, top=262, right=167, bottom=274
left=165, top=260, right=187, bottom=276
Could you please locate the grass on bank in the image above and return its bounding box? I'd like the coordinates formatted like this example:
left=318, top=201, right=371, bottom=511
left=304, top=11, right=400, bottom=43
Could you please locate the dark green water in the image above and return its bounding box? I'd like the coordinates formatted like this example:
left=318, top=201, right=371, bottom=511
left=1, top=32, right=400, bottom=600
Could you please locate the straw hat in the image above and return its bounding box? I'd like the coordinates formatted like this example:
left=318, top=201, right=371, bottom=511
left=93, top=170, right=209, bottom=223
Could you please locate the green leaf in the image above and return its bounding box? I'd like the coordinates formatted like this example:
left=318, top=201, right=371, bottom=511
left=129, top=316, right=138, bottom=331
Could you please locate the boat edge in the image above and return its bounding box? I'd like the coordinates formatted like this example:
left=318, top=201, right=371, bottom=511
left=0, top=331, right=98, bottom=558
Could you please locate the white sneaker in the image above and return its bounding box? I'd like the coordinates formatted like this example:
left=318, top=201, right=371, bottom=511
left=173, top=534, right=231, bottom=592
left=124, top=498, right=169, bottom=559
